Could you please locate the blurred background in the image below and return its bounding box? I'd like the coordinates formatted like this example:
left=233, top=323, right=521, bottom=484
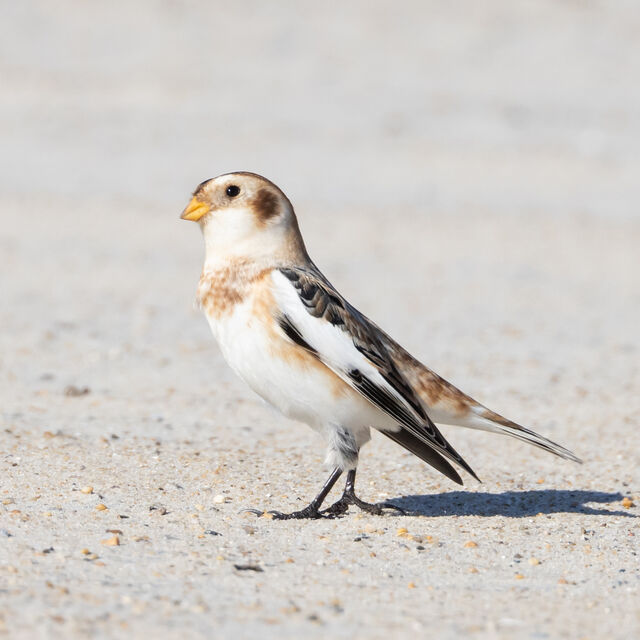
left=2, top=1, right=639, bottom=213
left=1, top=2, right=638, bottom=638
left=2, top=0, right=637, bottom=423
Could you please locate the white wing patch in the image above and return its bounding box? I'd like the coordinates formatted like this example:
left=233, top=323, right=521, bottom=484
left=271, top=270, right=411, bottom=410
left=270, top=268, right=480, bottom=482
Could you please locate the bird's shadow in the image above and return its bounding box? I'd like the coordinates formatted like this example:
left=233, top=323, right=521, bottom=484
left=390, top=490, right=635, bottom=518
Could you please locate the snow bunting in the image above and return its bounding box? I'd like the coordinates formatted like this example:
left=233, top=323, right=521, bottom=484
left=181, top=172, right=581, bottom=519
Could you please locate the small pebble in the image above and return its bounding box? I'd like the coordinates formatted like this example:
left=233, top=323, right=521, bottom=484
left=95, top=504, right=107, bottom=511
left=529, top=557, right=540, bottom=566
left=149, top=504, right=167, bottom=515
left=233, top=564, right=263, bottom=572
left=408, top=582, right=416, bottom=589
left=464, top=541, right=478, bottom=548
left=101, top=535, right=120, bottom=546
left=396, top=527, right=408, bottom=537
left=622, top=497, right=634, bottom=508
left=80, top=487, right=93, bottom=495
left=514, top=573, right=524, bottom=580
left=64, top=385, right=90, bottom=397
left=213, top=494, right=227, bottom=504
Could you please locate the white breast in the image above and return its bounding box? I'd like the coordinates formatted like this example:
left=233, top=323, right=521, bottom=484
left=203, top=283, right=391, bottom=436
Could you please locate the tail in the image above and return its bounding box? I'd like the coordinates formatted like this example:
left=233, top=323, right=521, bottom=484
left=382, top=428, right=465, bottom=485
left=463, top=405, right=582, bottom=464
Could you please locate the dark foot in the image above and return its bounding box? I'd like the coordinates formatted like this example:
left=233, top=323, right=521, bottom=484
left=323, top=494, right=404, bottom=516
left=238, top=467, right=344, bottom=521
left=240, top=505, right=325, bottom=520
left=322, top=469, right=406, bottom=517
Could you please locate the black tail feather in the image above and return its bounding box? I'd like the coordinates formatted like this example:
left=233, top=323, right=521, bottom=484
left=382, top=429, right=465, bottom=485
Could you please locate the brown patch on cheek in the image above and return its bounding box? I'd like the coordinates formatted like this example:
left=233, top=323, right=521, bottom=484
left=253, top=188, right=280, bottom=225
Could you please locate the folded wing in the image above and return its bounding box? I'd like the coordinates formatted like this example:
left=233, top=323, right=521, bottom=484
left=272, top=267, right=479, bottom=484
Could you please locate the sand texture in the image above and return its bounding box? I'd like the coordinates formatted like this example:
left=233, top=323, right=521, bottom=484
left=1, top=2, right=639, bottom=638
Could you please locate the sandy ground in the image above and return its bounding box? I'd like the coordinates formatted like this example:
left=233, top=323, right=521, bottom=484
left=1, top=2, right=639, bottom=638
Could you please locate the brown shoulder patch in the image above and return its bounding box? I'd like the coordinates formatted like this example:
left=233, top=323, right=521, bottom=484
left=253, top=188, right=280, bottom=224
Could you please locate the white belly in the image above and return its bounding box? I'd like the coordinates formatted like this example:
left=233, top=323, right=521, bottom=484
left=204, top=296, right=392, bottom=436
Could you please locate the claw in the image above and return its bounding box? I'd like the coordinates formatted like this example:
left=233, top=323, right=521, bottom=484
left=238, top=469, right=405, bottom=520
left=270, top=506, right=325, bottom=520
left=322, top=469, right=407, bottom=517
left=323, top=496, right=402, bottom=516
left=321, top=499, right=350, bottom=517
left=238, top=506, right=325, bottom=520
left=239, top=508, right=268, bottom=517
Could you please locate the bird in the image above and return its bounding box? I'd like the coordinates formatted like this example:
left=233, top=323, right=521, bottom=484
left=180, top=171, right=581, bottom=519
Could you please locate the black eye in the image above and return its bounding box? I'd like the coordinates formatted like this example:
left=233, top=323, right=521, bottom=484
left=226, top=185, right=240, bottom=198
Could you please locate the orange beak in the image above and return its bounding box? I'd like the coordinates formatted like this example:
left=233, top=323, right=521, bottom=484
left=180, top=196, right=209, bottom=222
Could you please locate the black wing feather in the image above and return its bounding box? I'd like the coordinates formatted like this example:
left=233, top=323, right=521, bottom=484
left=382, top=429, right=463, bottom=485
left=278, top=266, right=479, bottom=482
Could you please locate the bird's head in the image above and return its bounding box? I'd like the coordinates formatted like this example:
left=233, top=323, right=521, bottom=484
left=181, top=172, right=307, bottom=266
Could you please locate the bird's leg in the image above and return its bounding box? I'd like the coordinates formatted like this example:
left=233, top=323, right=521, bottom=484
left=242, top=467, right=343, bottom=520
left=322, top=469, right=405, bottom=516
